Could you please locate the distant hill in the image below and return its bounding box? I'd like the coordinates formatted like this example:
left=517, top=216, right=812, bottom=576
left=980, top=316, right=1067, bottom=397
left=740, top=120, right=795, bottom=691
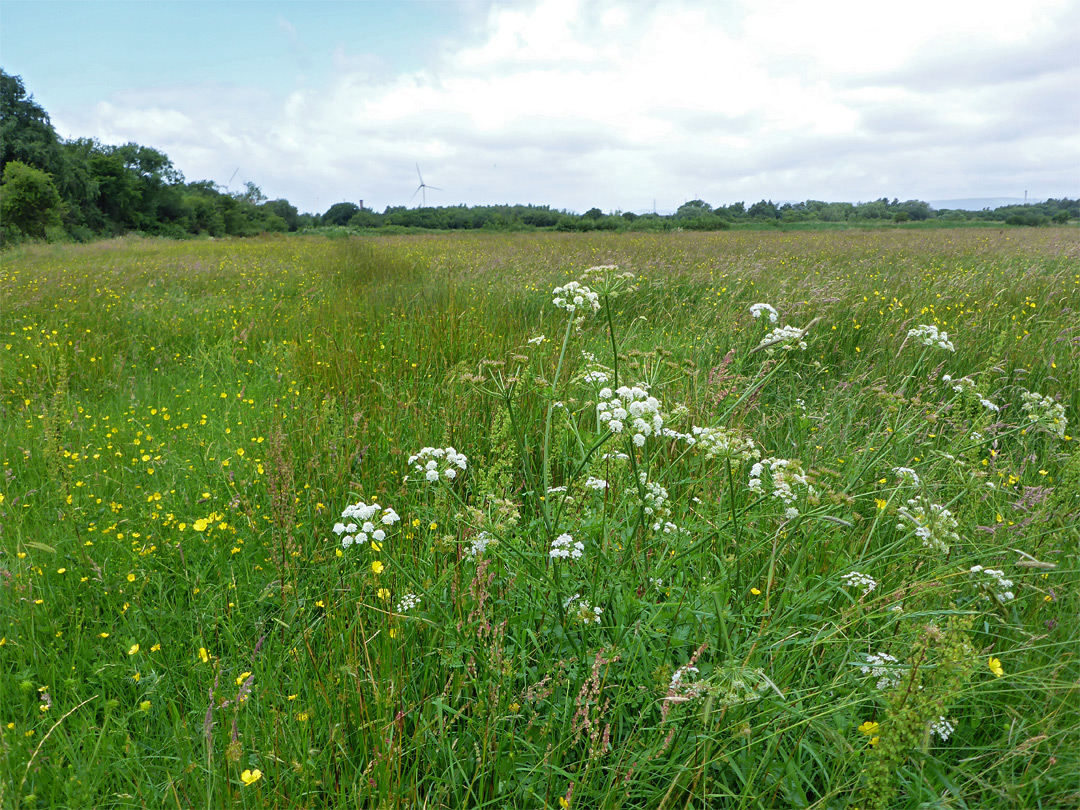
left=929, top=197, right=1044, bottom=211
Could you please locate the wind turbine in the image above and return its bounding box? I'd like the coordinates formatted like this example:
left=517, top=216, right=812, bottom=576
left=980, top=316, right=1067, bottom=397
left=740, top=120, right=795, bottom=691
left=410, top=163, right=441, bottom=207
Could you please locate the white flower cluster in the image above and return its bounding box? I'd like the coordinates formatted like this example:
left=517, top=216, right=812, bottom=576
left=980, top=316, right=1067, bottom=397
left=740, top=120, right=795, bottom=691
left=861, top=652, right=905, bottom=691
left=897, top=496, right=959, bottom=554
left=942, top=374, right=975, bottom=393
left=581, top=263, right=636, bottom=298
left=597, top=385, right=664, bottom=446
left=669, top=664, right=701, bottom=694
left=841, top=571, right=878, bottom=596
left=908, top=323, right=955, bottom=352
left=635, top=472, right=675, bottom=532
left=657, top=520, right=687, bottom=536
left=467, top=531, right=495, bottom=558
left=750, top=302, right=779, bottom=323
left=583, top=476, right=608, bottom=491
left=968, top=565, right=1015, bottom=604
left=1021, top=390, right=1067, bottom=439
left=564, top=594, right=603, bottom=624
left=748, top=457, right=817, bottom=515
left=930, top=716, right=955, bottom=742
left=941, top=375, right=999, bottom=412
left=549, top=533, right=584, bottom=560
left=527, top=334, right=546, bottom=345
left=395, top=592, right=421, bottom=613
left=408, top=446, right=468, bottom=483
left=583, top=370, right=609, bottom=385
left=552, top=280, right=600, bottom=314
left=690, top=425, right=759, bottom=463
left=893, top=466, right=921, bottom=485
left=333, top=501, right=401, bottom=550
left=758, top=324, right=807, bottom=354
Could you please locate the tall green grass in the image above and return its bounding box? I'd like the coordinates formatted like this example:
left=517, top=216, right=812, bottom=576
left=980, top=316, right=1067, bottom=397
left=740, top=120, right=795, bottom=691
left=1, top=229, right=1077, bottom=808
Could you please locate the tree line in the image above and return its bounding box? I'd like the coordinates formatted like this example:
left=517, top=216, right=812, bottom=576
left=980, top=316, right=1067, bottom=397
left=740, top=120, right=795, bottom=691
left=2, top=69, right=1075, bottom=246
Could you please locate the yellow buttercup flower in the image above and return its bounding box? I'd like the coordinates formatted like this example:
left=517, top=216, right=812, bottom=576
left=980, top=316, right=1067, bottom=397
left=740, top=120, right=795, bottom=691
left=198, top=647, right=209, bottom=663
left=988, top=657, right=1004, bottom=677
left=240, top=768, right=262, bottom=785
left=128, top=643, right=140, bottom=655
left=371, top=560, right=384, bottom=575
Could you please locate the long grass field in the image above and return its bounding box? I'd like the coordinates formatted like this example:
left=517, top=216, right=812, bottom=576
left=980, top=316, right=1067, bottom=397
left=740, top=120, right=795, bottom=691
left=1, top=228, right=1078, bottom=809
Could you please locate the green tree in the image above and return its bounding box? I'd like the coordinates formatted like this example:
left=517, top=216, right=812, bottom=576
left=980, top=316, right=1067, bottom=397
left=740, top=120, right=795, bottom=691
left=322, top=202, right=361, bottom=226
left=675, top=199, right=712, bottom=219
left=748, top=199, right=779, bottom=219
left=263, top=199, right=299, bottom=231
left=0, top=70, right=64, bottom=178
left=0, top=159, right=64, bottom=238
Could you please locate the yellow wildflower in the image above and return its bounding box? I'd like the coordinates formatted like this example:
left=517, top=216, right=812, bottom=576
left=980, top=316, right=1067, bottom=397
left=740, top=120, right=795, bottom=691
left=240, top=769, right=262, bottom=786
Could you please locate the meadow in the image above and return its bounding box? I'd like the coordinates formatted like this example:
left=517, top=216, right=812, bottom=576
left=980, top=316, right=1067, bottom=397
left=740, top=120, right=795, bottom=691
left=1, top=227, right=1077, bottom=809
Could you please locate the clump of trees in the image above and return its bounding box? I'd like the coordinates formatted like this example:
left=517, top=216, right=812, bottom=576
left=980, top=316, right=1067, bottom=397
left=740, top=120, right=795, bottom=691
left=1, top=70, right=308, bottom=245
left=3, top=68, right=1075, bottom=246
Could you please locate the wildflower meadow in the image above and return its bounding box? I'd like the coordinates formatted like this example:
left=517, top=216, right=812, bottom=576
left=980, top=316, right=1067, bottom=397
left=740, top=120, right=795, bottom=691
left=1, top=228, right=1077, bottom=808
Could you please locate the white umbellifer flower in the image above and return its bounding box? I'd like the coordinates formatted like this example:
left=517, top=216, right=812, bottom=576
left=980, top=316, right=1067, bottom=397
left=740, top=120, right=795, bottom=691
left=408, top=446, right=468, bottom=483
left=336, top=500, right=400, bottom=550
left=908, top=323, right=955, bottom=351
left=860, top=652, right=905, bottom=691
left=842, top=571, right=877, bottom=596
left=968, top=565, right=1015, bottom=604
left=758, top=324, right=807, bottom=354
left=1021, top=390, right=1067, bottom=439
left=655, top=520, right=688, bottom=535
left=638, top=473, right=669, bottom=517
left=930, top=716, right=955, bottom=742
left=750, top=303, right=779, bottom=323
left=584, top=476, right=608, bottom=490
left=979, top=398, right=1000, bottom=413
left=564, top=594, right=603, bottom=624
left=467, top=531, right=495, bottom=558
left=552, top=280, right=600, bottom=314
left=893, top=466, right=921, bottom=485
left=527, top=334, right=546, bottom=345
left=690, top=425, right=759, bottom=463
left=897, top=496, right=959, bottom=554
left=748, top=457, right=817, bottom=515
left=549, top=533, right=584, bottom=560
left=597, top=384, right=664, bottom=446
left=669, top=664, right=700, bottom=692
left=395, top=592, right=420, bottom=613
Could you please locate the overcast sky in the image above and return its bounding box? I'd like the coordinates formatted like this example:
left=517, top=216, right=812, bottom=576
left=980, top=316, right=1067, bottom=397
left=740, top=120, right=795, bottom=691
left=3, top=0, right=1078, bottom=214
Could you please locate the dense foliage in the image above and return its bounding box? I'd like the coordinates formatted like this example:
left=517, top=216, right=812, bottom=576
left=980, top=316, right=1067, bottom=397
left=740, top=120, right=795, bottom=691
left=0, top=71, right=298, bottom=244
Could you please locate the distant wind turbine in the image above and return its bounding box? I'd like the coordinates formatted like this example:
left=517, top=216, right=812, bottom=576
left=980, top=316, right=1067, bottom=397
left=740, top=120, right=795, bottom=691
left=410, top=164, right=441, bottom=207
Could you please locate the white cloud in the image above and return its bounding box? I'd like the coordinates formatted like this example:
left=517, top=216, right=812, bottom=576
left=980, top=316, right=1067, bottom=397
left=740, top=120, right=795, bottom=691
left=55, top=0, right=1079, bottom=213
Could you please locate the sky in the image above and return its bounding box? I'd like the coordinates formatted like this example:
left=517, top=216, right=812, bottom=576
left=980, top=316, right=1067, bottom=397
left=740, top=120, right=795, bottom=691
left=3, top=0, right=1078, bottom=215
